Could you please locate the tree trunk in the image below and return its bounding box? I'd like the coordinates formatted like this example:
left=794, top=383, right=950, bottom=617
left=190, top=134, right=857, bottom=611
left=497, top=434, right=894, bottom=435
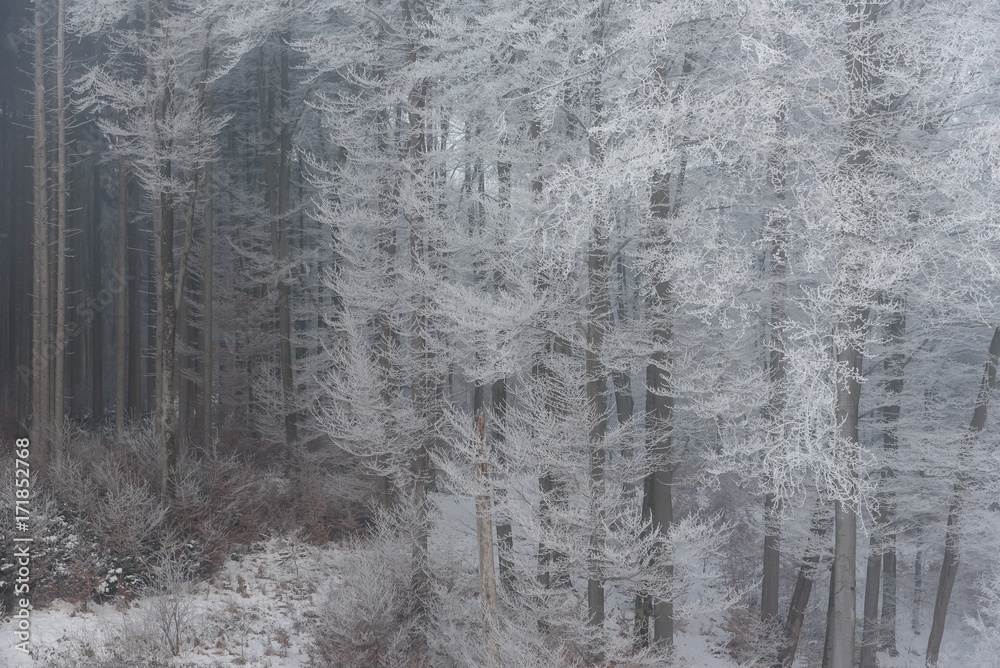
left=881, top=296, right=905, bottom=657
left=401, top=0, right=431, bottom=650
left=277, top=36, right=297, bottom=468
left=861, top=295, right=906, bottom=667
left=645, top=166, right=676, bottom=652
left=202, top=94, right=214, bottom=455
left=829, top=1, right=882, bottom=663
left=777, top=503, right=832, bottom=667
left=586, top=227, right=609, bottom=659
left=115, top=113, right=128, bottom=436
left=912, top=528, right=923, bottom=635
left=91, top=158, right=104, bottom=424
left=926, top=326, right=1000, bottom=666
left=824, top=559, right=836, bottom=668
left=492, top=377, right=513, bottom=594
left=54, top=0, right=68, bottom=449
left=127, top=175, right=142, bottom=419
left=31, top=0, right=51, bottom=465
left=762, top=81, right=789, bottom=631
left=474, top=411, right=501, bottom=668
left=585, top=55, right=610, bottom=660
left=859, top=541, right=881, bottom=668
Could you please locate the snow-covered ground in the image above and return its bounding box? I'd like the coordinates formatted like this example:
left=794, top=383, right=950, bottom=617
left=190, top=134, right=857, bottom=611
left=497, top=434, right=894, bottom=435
left=0, top=536, right=347, bottom=667
left=0, top=495, right=990, bottom=667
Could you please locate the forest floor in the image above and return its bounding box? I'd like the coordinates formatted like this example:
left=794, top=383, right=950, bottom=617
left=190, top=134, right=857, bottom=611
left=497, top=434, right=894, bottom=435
left=0, top=493, right=988, bottom=667
left=0, top=536, right=345, bottom=667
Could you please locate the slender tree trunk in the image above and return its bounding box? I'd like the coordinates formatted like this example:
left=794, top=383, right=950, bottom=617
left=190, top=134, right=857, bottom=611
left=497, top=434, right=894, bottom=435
left=644, top=165, right=676, bottom=652
left=491, top=376, right=513, bottom=593
left=829, top=2, right=881, bottom=664
left=373, top=65, right=398, bottom=512
left=860, top=295, right=906, bottom=667
left=494, top=151, right=513, bottom=596
left=926, top=327, right=1000, bottom=665
left=913, top=528, right=923, bottom=635
left=115, top=112, right=128, bottom=436
left=32, top=0, right=51, bottom=465
left=584, top=51, right=611, bottom=658
left=277, top=37, right=297, bottom=468
left=91, top=159, right=104, bottom=423
left=859, top=538, right=881, bottom=668
left=54, top=0, right=68, bottom=449
left=586, top=227, right=609, bottom=659
left=202, top=94, right=214, bottom=455
left=824, top=559, right=836, bottom=668
left=777, top=503, right=832, bottom=667
left=474, top=411, right=500, bottom=668
left=156, top=185, right=177, bottom=498
left=401, top=0, right=432, bottom=650
left=880, top=296, right=905, bottom=658
left=176, top=266, right=191, bottom=458
left=762, top=78, right=789, bottom=631
left=127, top=178, right=142, bottom=419
left=148, top=0, right=177, bottom=499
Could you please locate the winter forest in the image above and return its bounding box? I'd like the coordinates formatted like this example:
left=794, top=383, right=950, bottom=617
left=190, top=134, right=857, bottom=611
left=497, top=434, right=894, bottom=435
left=1, top=0, right=1000, bottom=666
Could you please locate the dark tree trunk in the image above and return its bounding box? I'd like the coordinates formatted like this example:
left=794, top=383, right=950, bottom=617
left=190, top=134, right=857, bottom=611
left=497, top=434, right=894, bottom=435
left=926, top=327, right=1000, bottom=666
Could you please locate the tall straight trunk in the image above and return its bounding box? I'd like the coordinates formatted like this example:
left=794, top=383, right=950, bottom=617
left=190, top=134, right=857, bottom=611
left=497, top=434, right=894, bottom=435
left=643, top=166, right=676, bottom=651
left=912, top=528, right=923, bottom=634
left=926, top=327, right=1000, bottom=666
left=91, top=159, right=104, bottom=423
left=494, top=151, right=513, bottom=595
left=880, top=297, right=906, bottom=658
left=762, top=99, right=788, bottom=627
left=54, top=0, right=68, bottom=447
left=586, top=227, right=609, bottom=657
left=115, top=113, right=128, bottom=436
left=258, top=45, right=296, bottom=469
left=277, top=38, right=297, bottom=466
left=474, top=410, right=501, bottom=668
left=127, top=177, right=142, bottom=418
left=149, top=0, right=177, bottom=498
left=612, top=253, right=634, bottom=431
left=401, top=0, right=432, bottom=648
left=31, top=0, right=51, bottom=465
left=829, top=3, right=881, bottom=665
left=777, top=503, right=832, bottom=667
left=860, top=295, right=906, bottom=667
left=585, top=60, right=611, bottom=660
left=372, top=20, right=398, bottom=510
left=202, top=95, right=214, bottom=454
left=176, top=268, right=191, bottom=457
left=824, top=560, right=836, bottom=668
left=156, top=186, right=177, bottom=497
left=491, top=376, right=513, bottom=592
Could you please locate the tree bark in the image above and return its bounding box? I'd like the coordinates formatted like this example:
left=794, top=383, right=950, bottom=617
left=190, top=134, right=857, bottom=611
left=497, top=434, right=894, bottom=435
left=829, top=2, right=882, bottom=663
left=860, top=295, right=906, bottom=667
left=474, top=411, right=501, bottom=668
left=54, top=0, right=67, bottom=449
left=777, top=503, right=832, bottom=667
left=644, top=165, right=677, bottom=652
left=926, top=326, right=1000, bottom=666
left=31, top=0, right=51, bottom=465
left=277, top=36, right=297, bottom=468
left=202, top=98, right=214, bottom=455
left=115, top=111, right=128, bottom=436
left=762, top=75, right=789, bottom=631
left=586, top=226, right=609, bottom=660
left=91, top=157, right=104, bottom=423
left=912, top=527, right=923, bottom=635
